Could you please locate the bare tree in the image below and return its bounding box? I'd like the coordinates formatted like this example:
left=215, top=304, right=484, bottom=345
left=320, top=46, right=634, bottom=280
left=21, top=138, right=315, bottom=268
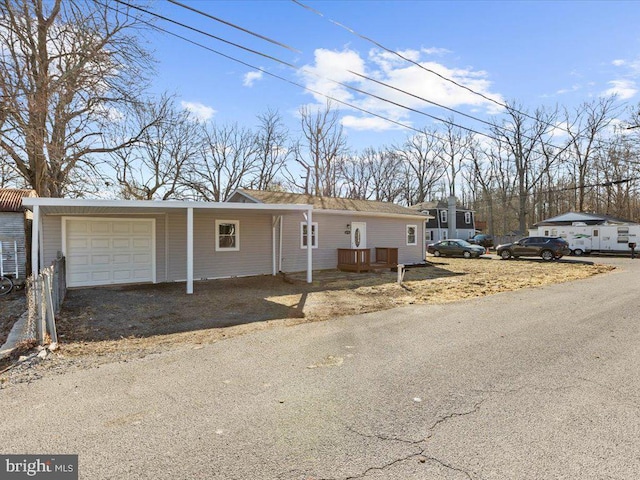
left=107, top=95, right=202, bottom=200
left=184, top=122, right=258, bottom=202
left=0, top=0, right=155, bottom=197
left=247, top=109, right=290, bottom=191
left=290, top=101, right=348, bottom=197
left=339, top=150, right=372, bottom=199
left=491, top=103, right=560, bottom=233
left=0, top=151, right=22, bottom=188
left=436, top=121, right=473, bottom=197
left=370, top=147, right=404, bottom=203
left=562, top=97, right=617, bottom=211
left=394, top=128, right=446, bottom=205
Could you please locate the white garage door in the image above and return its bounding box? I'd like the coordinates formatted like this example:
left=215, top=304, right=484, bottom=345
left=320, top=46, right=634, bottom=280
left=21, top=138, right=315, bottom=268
left=65, top=218, right=155, bottom=288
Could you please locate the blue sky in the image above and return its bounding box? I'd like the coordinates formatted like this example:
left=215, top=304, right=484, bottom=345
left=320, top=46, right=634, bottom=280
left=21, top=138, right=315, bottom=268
left=141, top=0, right=640, bottom=150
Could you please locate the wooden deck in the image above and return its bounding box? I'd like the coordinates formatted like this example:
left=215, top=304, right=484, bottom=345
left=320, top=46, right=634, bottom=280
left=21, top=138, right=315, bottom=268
left=337, top=247, right=399, bottom=273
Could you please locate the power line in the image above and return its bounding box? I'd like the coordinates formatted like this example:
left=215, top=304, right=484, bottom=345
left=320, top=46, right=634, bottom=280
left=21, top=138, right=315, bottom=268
left=290, top=0, right=625, bottom=146
left=166, top=0, right=301, bottom=53
left=97, top=0, right=430, bottom=136
left=112, top=0, right=298, bottom=68
left=104, top=0, right=616, bottom=163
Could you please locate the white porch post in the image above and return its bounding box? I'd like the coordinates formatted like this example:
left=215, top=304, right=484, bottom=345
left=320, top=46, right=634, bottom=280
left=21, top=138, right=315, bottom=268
left=306, top=207, right=313, bottom=283
left=31, top=205, right=40, bottom=278
left=186, top=207, right=194, bottom=294
left=272, top=216, right=277, bottom=276
left=278, top=216, right=283, bottom=272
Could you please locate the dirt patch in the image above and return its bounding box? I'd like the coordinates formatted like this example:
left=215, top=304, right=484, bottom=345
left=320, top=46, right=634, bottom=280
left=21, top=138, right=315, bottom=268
left=0, top=290, right=26, bottom=346
left=49, top=257, right=612, bottom=359
left=0, top=258, right=614, bottom=384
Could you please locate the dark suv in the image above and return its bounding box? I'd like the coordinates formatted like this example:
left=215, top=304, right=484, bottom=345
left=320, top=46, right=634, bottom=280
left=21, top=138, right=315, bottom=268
left=496, top=236, right=570, bottom=261
left=468, top=233, right=494, bottom=248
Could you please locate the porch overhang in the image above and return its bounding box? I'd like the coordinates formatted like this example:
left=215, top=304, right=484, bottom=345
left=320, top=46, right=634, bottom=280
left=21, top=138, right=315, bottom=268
left=22, top=198, right=314, bottom=293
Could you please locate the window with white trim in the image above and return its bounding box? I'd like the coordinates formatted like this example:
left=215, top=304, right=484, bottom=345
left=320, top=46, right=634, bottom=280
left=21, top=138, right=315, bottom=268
left=464, top=212, right=471, bottom=224
left=406, top=225, right=417, bottom=246
left=215, top=220, right=239, bottom=251
left=440, top=210, right=447, bottom=223
left=300, top=222, right=318, bottom=249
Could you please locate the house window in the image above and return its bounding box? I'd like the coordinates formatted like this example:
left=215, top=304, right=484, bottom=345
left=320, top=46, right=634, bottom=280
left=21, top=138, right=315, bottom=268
left=406, top=225, right=417, bottom=246
left=300, top=222, right=318, bottom=249
left=464, top=212, right=471, bottom=224
left=441, top=230, right=448, bottom=240
left=440, top=210, right=447, bottom=223
left=215, top=220, right=239, bottom=251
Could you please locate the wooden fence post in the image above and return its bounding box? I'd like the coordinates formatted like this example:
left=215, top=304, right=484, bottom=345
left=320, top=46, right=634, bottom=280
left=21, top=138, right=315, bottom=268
left=43, top=273, right=58, bottom=345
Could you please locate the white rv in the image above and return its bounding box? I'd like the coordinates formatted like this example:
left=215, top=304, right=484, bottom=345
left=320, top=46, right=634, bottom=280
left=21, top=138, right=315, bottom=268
left=530, top=223, right=640, bottom=255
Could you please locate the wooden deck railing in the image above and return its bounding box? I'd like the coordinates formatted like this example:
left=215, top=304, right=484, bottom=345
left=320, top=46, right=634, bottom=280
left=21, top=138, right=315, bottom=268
left=337, top=247, right=398, bottom=272
left=337, top=248, right=371, bottom=273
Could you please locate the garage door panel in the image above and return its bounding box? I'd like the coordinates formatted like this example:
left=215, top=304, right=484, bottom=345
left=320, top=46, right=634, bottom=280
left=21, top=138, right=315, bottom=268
left=91, top=255, right=110, bottom=266
left=90, top=238, right=110, bottom=249
left=90, top=271, right=110, bottom=282
left=112, top=238, right=131, bottom=249
left=68, top=238, right=89, bottom=249
left=132, top=268, right=152, bottom=279
left=113, top=254, right=132, bottom=264
left=66, top=219, right=155, bottom=287
left=69, top=272, right=90, bottom=284
left=112, top=222, right=132, bottom=234
left=132, top=254, right=152, bottom=266
left=132, top=223, right=152, bottom=234
left=90, top=222, right=110, bottom=234
left=113, top=270, right=133, bottom=281
left=133, top=238, right=151, bottom=249
left=69, top=255, right=89, bottom=267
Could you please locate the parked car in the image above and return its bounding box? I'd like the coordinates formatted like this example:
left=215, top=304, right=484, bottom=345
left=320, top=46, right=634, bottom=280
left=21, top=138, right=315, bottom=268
left=468, top=233, right=494, bottom=248
left=496, top=236, right=571, bottom=261
left=427, top=239, right=486, bottom=258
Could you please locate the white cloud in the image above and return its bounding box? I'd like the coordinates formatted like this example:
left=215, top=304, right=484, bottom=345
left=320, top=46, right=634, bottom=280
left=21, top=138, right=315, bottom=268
left=421, top=47, right=451, bottom=56
left=299, top=48, right=365, bottom=104
left=341, top=115, right=407, bottom=131
left=243, top=70, right=263, bottom=87
left=297, top=47, right=504, bottom=133
left=612, top=59, right=626, bottom=67
left=181, top=101, right=216, bottom=121
left=556, top=84, right=581, bottom=95
left=602, top=79, right=637, bottom=100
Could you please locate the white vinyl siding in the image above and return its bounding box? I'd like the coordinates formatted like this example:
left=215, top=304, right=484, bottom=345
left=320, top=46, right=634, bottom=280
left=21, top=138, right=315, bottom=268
left=281, top=213, right=424, bottom=272
left=39, top=209, right=425, bottom=285
left=166, top=210, right=274, bottom=281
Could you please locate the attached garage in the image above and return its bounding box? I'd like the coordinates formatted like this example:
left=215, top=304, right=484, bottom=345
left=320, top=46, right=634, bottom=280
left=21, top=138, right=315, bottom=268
left=63, top=217, right=156, bottom=288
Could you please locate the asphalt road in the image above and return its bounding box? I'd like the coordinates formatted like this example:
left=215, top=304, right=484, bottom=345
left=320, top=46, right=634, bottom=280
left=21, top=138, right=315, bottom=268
left=2, top=257, right=640, bottom=480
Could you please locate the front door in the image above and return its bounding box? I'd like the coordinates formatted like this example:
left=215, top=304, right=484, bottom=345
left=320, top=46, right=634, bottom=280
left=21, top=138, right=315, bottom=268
left=351, top=222, right=367, bottom=249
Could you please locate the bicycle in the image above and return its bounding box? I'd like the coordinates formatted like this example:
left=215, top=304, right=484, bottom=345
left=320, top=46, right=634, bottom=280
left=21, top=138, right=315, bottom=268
left=0, top=274, right=13, bottom=296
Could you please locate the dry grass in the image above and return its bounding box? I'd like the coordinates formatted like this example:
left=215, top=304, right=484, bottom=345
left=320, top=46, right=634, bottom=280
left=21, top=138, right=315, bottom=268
left=50, top=257, right=613, bottom=359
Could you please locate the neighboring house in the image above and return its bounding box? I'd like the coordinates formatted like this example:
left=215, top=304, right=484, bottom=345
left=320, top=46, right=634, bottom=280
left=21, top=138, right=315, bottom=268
left=22, top=190, right=429, bottom=294
left=0, top=188, right=37, bottom=281
left=410, top=200, right=475, bottom=243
